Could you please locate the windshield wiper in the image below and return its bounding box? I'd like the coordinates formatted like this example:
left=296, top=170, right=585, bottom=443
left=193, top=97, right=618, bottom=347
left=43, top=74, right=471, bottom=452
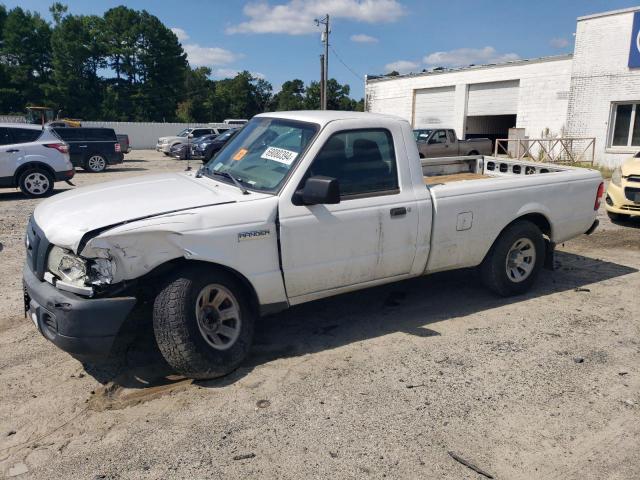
left=209, top=170, right=250, bottom=195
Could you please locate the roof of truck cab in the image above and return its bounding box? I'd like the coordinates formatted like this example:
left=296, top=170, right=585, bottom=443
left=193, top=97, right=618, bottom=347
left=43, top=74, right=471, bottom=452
left=255, top=110, right=406, bottom=126
left=0, top=123, right=42, bottom=129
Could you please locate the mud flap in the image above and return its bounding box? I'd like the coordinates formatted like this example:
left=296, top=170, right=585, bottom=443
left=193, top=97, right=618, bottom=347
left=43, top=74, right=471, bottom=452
left=544, top=239, right=556, bottom=270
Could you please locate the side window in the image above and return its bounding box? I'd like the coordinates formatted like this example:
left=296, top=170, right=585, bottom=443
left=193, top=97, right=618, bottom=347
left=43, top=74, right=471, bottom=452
left=447, top=130, right=456, bottom=143
left=8, top=128, right=41, bottom=144
left=54, top=128, right=81, bottom=141
left=430, top=130, right=447, bottom=144
left=0, top=128, right=12, bottom=145
left=193, top=129, right=207, bottom=137
left=308, top=129, right=399, bottom=197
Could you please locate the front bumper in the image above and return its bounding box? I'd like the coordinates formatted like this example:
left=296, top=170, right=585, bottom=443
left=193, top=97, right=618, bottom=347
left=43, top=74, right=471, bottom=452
left=23, top=264, right=137, bottom=360
left=156, top=143, right=171, bottom=153
left=605, top=181, right=640, bottom=216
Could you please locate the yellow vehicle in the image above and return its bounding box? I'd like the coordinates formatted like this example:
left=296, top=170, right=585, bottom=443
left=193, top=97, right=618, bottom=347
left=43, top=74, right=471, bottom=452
left=605, top=153, right=640, bottom=220
left=25, top=106, right=82, bottom=128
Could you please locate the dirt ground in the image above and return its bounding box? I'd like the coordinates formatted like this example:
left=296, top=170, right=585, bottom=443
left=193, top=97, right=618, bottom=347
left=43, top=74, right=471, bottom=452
left=0, top=151, right=639, bottom=479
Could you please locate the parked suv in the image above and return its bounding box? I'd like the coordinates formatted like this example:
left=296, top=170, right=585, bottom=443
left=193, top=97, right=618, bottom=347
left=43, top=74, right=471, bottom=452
left=0, top=124, right=74, bottom=197
left=51, top=127, right=123, bottom=173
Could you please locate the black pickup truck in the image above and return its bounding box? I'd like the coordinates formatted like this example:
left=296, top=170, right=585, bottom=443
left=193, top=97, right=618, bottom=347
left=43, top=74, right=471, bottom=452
left=51, top=127, right=124, bottom=173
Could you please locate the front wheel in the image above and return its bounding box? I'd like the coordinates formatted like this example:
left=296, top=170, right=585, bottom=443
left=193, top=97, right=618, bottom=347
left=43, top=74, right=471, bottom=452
left=153, top=266, right=255, bottom=379
left=480, top=220, right=545, bottom=296
left=18, top=168, right=54, bottom=197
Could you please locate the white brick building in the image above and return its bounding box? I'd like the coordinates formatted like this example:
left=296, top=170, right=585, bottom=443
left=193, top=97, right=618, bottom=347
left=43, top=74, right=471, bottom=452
left=365, top=7, right=640, bottom=167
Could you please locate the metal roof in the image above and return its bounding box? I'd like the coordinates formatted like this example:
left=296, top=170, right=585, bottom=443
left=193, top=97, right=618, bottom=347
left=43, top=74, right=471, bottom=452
left=366, top=54, right=573, bottom=84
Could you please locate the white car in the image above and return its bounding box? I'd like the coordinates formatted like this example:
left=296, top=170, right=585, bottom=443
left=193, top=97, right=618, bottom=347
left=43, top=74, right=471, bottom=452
left=156, top=127, right=229, bottom=154
left=24, top=111, right=602, bottom=379
left=0, top=123, right=74, bottom=197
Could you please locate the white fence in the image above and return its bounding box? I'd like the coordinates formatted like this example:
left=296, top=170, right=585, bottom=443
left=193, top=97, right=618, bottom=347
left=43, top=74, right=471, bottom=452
left=83, top=121, right=229, bottom=149
left=0, top=116, right=228, bottom=148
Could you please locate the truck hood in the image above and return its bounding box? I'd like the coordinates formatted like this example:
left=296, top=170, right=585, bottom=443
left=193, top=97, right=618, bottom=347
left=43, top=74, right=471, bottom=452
left=34, top=172, right=259, bottom=251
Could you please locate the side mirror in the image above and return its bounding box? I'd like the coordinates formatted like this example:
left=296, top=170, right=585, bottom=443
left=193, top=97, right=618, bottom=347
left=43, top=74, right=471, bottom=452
left=188, top=133, right=194, bottom=138
left=294, top=176, right=340, bottom=205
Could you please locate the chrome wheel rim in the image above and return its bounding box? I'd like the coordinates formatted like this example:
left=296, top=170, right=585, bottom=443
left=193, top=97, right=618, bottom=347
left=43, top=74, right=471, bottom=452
left=88, top=155, right=106, bottom=171
left=195, top=284, right=241, bottom=350
left=505, top=237, right=536, bottom=283
left=24, top=172, right=50, bottom=195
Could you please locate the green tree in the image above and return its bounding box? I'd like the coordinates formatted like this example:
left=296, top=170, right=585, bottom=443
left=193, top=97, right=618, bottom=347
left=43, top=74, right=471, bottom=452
left=304, top=78, right=360, bottom=111
left=272, top=79, right=305, bottom=111
left=48, top=14, right=106, bottom=119
left=0, top=7, right=52, bottom=109
left=177, top=66, right=215, bottom=122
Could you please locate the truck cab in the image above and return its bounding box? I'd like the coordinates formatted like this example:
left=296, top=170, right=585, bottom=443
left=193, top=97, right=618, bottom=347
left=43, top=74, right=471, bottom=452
left=414, top=128, right=492, bottom=159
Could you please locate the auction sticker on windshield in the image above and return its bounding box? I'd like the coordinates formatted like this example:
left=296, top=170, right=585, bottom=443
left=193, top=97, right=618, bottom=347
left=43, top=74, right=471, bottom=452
left=261, top=146, right=298, bottom=165
left=233, top=148, right=248, bottom=161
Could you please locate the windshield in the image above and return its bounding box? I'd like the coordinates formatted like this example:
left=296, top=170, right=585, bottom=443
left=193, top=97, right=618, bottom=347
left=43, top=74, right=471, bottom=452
left=177, top=128, right=191, bottom=137
left=203, top=117, right=318, bottom=193
left=413, top=129, right=433, bottom=141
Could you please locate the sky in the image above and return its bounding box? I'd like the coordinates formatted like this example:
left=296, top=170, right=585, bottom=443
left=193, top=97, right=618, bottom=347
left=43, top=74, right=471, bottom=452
left=3, top=0, right=640, bottom=98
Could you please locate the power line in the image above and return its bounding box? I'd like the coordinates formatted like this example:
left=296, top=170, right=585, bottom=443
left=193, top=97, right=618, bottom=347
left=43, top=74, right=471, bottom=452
left=329, top=44, right=363, bottom=82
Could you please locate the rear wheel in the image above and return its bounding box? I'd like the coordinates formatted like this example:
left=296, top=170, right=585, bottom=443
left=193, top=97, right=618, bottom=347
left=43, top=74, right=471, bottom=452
left=468, top=150, right=479, bottom=156
left=481, top=220, right=545, bottom=296
left=83, top=154, right=107, bottom=173
left=153, top=266, right=255, bottom=379
left=18, top=168, right=54, bottom=197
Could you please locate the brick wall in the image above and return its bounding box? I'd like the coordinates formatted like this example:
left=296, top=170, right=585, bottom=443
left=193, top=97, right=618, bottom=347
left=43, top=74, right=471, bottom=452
left=566, top=8, right=640, bottom=167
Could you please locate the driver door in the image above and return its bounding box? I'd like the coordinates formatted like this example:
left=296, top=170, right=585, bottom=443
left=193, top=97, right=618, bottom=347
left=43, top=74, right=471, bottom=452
left=278, top=124, right=418, bottom=301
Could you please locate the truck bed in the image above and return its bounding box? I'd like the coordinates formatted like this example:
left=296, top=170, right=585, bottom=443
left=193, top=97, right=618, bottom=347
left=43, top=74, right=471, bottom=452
left=422, top=156, right=566, bottom=185
left=423, top=172, right=489, bottom=185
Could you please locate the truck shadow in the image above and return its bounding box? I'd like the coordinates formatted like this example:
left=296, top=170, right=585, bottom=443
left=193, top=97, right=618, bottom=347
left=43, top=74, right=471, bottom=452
left=82, top=250, right=637, bottom=396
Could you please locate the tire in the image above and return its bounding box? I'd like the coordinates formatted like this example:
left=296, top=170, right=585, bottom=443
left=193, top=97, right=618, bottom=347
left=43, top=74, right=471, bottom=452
left=607, top=211, right=630, bottom=222
left=480, top=220, right=545, bottom=296
left=83, top=154, right=107, bottom=173
left=153, top=266, right=255, bottom=379
left=18, top=168, right=54, bottom=197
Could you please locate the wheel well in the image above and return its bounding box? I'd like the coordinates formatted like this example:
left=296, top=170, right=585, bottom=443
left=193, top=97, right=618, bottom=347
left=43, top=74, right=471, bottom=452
left=514, top=213, right=552, bottom=238
left=144, top=258, right=261, bottom=316
left=468, top=150, right=479, bottom=156
left=482, top=213, right=552, bottom=264
left=419, top=153, right=425, bottom=159
left=14, top=162, right=56, bottom=184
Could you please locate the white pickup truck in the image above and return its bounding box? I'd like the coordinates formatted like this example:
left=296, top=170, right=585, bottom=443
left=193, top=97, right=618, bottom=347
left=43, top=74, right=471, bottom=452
left=23, top=111, right=603, bottom=379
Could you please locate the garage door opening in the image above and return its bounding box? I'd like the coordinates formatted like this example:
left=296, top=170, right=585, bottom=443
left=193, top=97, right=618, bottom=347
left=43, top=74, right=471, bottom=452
left=465, top=114, right=517, bottom=149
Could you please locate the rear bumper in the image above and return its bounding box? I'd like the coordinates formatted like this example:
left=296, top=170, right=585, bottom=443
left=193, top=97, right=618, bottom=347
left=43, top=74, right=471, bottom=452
left=23, top=264, right=137, bottom=360
left=54, top=169, right=75, bottom=182
left=108, top=153, right=125, bottom=165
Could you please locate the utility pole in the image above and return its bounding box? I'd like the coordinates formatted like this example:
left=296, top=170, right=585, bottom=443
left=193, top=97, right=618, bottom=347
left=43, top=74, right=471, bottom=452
left=319, top=54, right=325, bottom=110
left=315, top=14, right=330, bottom=110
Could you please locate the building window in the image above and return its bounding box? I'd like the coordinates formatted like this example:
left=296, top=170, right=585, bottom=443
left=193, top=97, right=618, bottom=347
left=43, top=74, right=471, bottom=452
left=610, top=103, right=640, bottom=147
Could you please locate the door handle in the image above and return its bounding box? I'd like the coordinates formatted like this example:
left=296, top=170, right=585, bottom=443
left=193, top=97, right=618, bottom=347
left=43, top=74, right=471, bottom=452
left=6, top=149, right=19, bottom=153
left=390, top=207, right=407, bottom=217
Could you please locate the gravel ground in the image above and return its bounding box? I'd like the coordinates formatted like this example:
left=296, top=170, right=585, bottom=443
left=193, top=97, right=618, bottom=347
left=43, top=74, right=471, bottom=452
left=0, top=151, right=639, bottom=479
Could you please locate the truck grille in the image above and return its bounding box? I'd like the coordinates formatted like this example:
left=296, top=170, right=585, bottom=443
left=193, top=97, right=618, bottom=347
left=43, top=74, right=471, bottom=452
left=25, top=217, right=50, bottom=280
